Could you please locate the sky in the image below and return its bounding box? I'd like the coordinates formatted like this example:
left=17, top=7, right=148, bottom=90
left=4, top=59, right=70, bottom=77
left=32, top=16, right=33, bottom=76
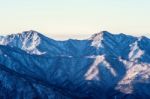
left=0, top=0, right=150, bottom=39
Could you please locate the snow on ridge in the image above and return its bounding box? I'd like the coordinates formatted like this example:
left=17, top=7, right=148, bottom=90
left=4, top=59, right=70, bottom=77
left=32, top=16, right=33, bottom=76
left=90, top=32, right=104, bottom=49
left=0, top=35, right=16, bottom=45
left=0, top=37, right=7, bottom=45
left=117, top=54, right=150, bottom=94
left=85, top=55, right=117, bottom=80
left=128, top=39, right=144, bottom=61
left=85, top=55, right=104, bottom=80
left=116, top=61, right=150, bottom=94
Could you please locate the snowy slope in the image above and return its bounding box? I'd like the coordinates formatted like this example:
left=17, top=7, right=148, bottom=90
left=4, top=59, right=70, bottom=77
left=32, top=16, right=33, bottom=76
left=0, top=30, right=150, bottom=99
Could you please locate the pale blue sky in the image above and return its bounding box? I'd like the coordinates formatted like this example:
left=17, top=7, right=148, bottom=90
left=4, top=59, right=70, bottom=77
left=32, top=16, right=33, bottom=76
left=0, top=0, right=150, bottom=39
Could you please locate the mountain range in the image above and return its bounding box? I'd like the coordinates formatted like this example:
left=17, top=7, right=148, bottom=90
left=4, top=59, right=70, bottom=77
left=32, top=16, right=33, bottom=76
left=0, top=30, right=150, bottom=99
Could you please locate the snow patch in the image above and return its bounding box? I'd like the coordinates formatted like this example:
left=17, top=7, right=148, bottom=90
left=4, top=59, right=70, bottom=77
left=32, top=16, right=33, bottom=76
left=129, top=41, right=144, bottom=61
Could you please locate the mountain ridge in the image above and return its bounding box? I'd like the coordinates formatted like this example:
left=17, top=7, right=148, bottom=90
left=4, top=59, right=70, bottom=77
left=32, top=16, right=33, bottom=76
left=2, top=30, right=149, bottom=41
left=0, top=30, right=150, bottom=99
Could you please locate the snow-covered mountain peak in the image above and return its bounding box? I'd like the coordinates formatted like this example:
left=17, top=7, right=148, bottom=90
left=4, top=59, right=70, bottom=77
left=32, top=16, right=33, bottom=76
left=90, top=31, right=110, bottom=49
left=89, top=31, right=111, bottom=40
left=0, top=30, right=46, bottom=55
left=21, top=30, right=45, bottom=55
left=89, top=31, right=115, bottom=49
